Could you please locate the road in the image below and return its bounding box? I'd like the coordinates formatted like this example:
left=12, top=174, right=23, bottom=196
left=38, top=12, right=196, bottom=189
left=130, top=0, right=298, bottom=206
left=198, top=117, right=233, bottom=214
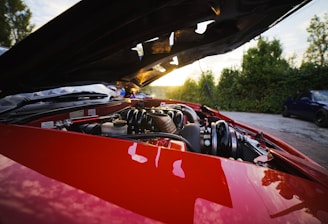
left=220, top=111, right=328, bottom=169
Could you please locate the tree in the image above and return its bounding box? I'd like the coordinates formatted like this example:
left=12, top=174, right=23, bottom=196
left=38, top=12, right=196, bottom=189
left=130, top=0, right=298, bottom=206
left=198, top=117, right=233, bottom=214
left=166, top=78, right=199, bottom=103
left=304, top=13, right=328, bottom=66
left=241, top=38, right=288, bottom=96
left=198, top=70, right=216, bottom=107
left=242, top=38, right=289, bottom=85
left=231, top=38, right=290, bottom=112
left=216, top=68, right=242, bottom=110
left=0, top=0, right=34, bottom=47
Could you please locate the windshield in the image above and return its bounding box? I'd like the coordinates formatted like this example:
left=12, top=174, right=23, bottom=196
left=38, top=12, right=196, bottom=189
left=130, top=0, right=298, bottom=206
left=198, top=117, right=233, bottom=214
left=313, top=90, right=328, bottom=102
left=0, top=83, right=124, bottom=115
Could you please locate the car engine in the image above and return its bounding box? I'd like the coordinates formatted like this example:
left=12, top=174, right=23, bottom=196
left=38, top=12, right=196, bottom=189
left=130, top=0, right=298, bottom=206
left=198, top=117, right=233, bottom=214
left=53, top=103, right=272, bottom=167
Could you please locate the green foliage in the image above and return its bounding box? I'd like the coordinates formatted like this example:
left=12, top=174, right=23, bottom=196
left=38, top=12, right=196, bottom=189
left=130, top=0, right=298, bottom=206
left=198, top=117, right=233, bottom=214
left=0, top=3, right=11, bottom=47
left=303, top=13, right=328, bottom=66
left=166, top=78, right=200, bottom=102
left=0, top=0, right=34, bottom=47
left=238, top=38, right=292, bottom=112
left=197, top=71, right=216, bottom=107
left=215, top=68, right=242, bottom=110
left=213, top=38, right=293, bottom=113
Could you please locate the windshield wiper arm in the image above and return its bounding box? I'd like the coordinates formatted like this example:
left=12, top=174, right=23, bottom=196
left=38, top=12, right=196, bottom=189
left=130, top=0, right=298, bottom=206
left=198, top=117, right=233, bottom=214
left=52, top=92, right=109, bottom=101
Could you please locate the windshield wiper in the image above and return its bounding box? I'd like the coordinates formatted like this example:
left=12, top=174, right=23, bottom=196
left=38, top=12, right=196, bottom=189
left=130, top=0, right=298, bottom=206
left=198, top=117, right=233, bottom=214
left=52, top=92, right=109, bottom=101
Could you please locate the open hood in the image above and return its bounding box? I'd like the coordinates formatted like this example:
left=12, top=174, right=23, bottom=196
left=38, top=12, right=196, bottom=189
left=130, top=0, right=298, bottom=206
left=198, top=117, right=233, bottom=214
left=0, top=0, right=311, bottom=97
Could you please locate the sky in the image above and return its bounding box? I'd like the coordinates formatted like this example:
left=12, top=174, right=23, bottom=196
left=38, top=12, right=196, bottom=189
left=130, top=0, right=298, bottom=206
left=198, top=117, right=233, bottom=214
left=24, top=0, right=328, bottom=86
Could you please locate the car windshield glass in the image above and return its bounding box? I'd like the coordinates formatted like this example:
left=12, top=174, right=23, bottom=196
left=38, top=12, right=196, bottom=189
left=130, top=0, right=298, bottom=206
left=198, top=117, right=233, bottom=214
left=0, top=83, right=121, bottom=114
left=313, top=90, right=328, bottom=101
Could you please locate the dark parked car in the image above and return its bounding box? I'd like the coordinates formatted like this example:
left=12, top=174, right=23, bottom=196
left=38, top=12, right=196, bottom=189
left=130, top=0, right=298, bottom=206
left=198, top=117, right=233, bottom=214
left=1, top=0, right=328, bottom=223
left=282, top=90, right=328, bottom=127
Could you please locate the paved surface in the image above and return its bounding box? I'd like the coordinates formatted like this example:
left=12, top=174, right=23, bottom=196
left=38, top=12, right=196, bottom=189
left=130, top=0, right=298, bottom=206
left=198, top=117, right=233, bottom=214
left=220, top=111, right=328, bottom=169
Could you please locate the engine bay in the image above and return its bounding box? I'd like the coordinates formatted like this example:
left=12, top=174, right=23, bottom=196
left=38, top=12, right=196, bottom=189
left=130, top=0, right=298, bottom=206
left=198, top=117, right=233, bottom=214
left=46, top=101, right=276, bottom=168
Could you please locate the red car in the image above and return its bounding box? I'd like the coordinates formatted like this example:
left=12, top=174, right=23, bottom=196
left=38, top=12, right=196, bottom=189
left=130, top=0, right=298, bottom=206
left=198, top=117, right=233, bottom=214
left=0, top=0, right=327, bottom=223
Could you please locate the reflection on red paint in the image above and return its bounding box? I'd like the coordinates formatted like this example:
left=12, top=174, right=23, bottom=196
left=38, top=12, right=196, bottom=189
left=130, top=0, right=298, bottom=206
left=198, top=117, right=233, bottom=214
left=1, top=124, right=328, bottom=223
left=262, top=169, right=328, bottom=222
left=0, top=124, right=232, bottom=223
left=0, top=156, right=162, bottom=224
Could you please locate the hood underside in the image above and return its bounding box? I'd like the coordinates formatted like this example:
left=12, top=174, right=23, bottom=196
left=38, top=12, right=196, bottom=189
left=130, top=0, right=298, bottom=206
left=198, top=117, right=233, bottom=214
left=0, top=0, right=310, bottom=97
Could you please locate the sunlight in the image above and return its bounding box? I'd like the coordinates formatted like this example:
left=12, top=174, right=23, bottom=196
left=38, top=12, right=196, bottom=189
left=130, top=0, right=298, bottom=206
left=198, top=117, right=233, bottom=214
left=150, top=63, right=200, bottom=86
left=150, top=42, right=254, bottom=86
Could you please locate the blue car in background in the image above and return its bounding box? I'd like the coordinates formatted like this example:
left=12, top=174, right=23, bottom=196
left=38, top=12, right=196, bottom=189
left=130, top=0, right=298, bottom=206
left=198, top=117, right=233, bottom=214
left=282, top=90, right=328, bottom=127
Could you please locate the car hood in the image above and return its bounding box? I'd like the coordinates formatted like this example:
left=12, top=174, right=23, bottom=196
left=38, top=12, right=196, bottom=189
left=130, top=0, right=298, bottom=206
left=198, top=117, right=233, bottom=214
left=0, top=0, right=311, bottom=97
left=1, top=124, right=328, bottom=223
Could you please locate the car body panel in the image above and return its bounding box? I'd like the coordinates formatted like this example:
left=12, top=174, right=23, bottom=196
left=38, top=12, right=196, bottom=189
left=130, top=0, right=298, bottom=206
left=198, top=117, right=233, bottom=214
left=0, top=155, right=162, bottom=224
left=1, top=122, right=328, bottom=223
